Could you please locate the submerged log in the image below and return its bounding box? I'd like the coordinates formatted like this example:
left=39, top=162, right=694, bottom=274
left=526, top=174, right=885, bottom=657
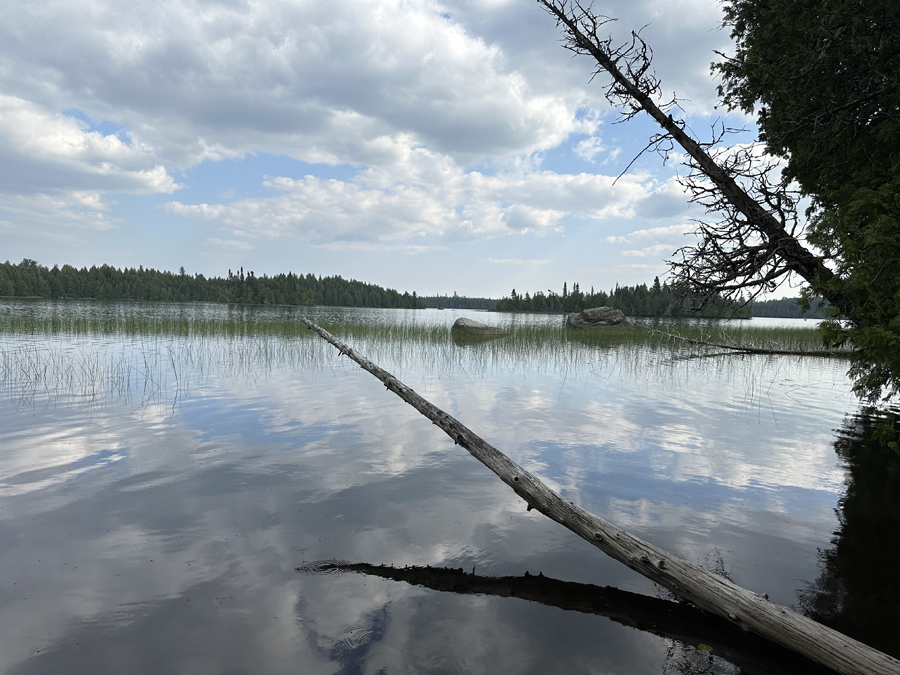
left=300, top=318, right=900, bottom=675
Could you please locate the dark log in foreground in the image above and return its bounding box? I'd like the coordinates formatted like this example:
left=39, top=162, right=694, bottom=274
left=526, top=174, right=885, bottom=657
left=298, top=561, right=836, bottom=675
left=301, top=319, right=900, bottom=675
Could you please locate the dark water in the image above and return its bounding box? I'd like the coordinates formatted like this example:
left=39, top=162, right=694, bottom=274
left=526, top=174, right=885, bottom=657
left=0, top=300, right=896, bottom=674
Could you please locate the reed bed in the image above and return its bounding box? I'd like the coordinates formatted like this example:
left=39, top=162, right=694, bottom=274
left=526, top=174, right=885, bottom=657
left=0, top=311, right=840, bottom=355
left=0, top=306, right=850, bottom=413
left=640, top=323, right=838, bottom=354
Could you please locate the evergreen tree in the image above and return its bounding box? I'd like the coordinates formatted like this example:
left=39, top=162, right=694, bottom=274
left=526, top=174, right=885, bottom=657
left=0, top=259, right=427, bottom=309
left=716, top=0, right=900, bottom=399
left=495, top=280, right=751, bottom=318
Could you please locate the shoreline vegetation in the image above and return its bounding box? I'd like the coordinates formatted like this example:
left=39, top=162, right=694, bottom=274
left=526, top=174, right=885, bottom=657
left=493, top=280, right=829, bottom=320
left=1, top=259, right=427, bottom=309
left=493, top=279, right=752, bottom=318
left=2, top=258, right=825, bottom=319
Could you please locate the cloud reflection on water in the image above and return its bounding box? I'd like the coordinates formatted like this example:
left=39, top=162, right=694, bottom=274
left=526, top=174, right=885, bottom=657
left=0, top=304, right=862, bottom=674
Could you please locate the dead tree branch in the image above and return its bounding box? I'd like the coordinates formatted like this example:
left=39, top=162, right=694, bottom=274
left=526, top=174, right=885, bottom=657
left=536, top=0, right=856, bottom=321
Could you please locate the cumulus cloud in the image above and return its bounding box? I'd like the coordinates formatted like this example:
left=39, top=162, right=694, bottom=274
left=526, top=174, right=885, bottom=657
left=0, top=96, right=179, bottom=197
left=573, top=136, right=606, bottom=162
left=614, top=263, right=669, bottom=271
left=1, top=0, right=741, bottom=280
left=446, top=0, right=732, bottom=114
left=570, top=120, right=622, bottom=165
left=205, top=238, right=253, bottom=252
left=606, top=221, right=698, bottom=262
left=0, top=0, right=599, bottom=171
left=0, top=192, right=124, bottom=231
left=632, top=176, right=694, bottom=219
left=0, top=0, right=732, bottom=171
left=621, top=244, right=678, bottom=258
left=164, top=141, right=659, bottom=248
left=605, top=223, right=696, bottom=244
left=486, top=258, right=551, bottom=266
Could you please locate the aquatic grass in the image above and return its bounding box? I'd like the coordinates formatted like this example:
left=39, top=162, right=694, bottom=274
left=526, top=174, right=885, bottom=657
left=644, top=323, right=842, bottom=354
left=0, top=303, right=854, bottom=414
left=0, top=307, right=842, bottom=356
left=0, top=313, right=315, bottom=339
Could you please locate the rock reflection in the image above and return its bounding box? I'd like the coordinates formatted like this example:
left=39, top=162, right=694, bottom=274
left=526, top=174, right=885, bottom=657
left=799, top=408, right=900, bottom=658
left=450, top=330, right=505, bottom=348
left=298, top=561, right=836, bottom=675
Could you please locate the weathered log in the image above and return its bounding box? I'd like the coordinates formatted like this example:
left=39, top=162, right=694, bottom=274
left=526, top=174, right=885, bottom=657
left=642, top=326, right=850, bottom=358
left=301, top=318, right=900, bottom=675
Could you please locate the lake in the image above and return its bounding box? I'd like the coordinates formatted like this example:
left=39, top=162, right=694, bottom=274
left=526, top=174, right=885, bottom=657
left=1, top=299, right=897, bottom=674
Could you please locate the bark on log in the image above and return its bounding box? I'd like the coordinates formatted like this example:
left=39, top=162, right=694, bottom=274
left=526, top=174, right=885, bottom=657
left=301, top=318, right=900, bottom=675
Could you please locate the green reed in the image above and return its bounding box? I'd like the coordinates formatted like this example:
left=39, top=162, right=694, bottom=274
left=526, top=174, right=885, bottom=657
left=0, top=308, right=852, bottom=414
left=0, top=308, right=840, bottom=353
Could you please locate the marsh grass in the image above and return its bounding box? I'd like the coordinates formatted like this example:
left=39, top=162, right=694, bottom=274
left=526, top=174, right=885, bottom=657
left=0, top=306, right=850, bottom=413
left=639, top=324, right=838, bottom=354
left=0, top=311, right=838, bottom=352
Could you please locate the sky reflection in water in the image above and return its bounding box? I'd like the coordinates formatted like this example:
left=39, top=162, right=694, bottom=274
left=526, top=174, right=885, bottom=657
left=0, top=302, right=869, bottom=674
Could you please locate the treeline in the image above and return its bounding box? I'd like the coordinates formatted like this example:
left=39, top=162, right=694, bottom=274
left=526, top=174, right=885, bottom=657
left=420, top=294, right=498, bottom=310
left=750, top=297, right=828, bottom=319
left=0, top=259, right=426, bottom=309
left=494, top=278, right=752, bottom=319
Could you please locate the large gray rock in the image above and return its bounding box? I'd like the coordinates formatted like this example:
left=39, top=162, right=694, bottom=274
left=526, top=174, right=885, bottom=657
left=565, top=306, right=628, bottom=327
left=452, top=317, right=504, bottom=333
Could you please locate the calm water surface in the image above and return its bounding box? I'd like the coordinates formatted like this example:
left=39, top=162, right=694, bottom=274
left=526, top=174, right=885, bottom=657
left=1, top=300, right=897, bottom=674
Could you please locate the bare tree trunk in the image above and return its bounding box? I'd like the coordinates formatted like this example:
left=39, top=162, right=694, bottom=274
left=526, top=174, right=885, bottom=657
left=302, top=318, right=899, bottom=675
left=536, top=0, right=856, bottom=323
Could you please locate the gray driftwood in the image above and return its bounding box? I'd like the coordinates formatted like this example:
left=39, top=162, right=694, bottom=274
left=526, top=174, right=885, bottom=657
left=301, top=318, right=899, bottom=675
left=643, top=326, right=850, bottom=358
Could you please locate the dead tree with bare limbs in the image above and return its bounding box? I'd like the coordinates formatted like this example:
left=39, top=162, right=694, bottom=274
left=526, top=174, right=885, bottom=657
left=536, top=0, right=857, bottom=322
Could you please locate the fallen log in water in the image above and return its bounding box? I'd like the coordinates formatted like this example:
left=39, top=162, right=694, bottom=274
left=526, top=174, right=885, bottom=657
left=641, top=326, right=850, bottom=358
left=301, top=318, right=900, bottom=675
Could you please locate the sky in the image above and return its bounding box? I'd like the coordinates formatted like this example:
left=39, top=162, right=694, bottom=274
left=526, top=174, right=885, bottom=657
left=0, top=0, right=764, bottom=299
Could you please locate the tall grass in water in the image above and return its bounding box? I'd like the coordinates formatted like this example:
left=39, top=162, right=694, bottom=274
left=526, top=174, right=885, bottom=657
left=641, top=324, right=839, bottom=354
left=0, top=312, right=315, bottom=339
left=0, top=308, right=843, bottom=354
left=0, top=307, right=849, bottom=413
left=0, top=333, right=342, bottom=412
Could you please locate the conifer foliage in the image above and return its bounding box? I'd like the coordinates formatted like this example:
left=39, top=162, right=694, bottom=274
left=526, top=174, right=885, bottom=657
left=0, top=259, right=426, bottom=309
left=715, top=0, right=900, bottom=400
left=494, top=278, right=751, bottom=318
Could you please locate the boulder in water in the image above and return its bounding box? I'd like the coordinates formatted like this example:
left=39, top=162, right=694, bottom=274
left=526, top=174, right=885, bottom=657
left=565, top=307, right=628, bottom=327
left=452, top=317, right=505, bottom=333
